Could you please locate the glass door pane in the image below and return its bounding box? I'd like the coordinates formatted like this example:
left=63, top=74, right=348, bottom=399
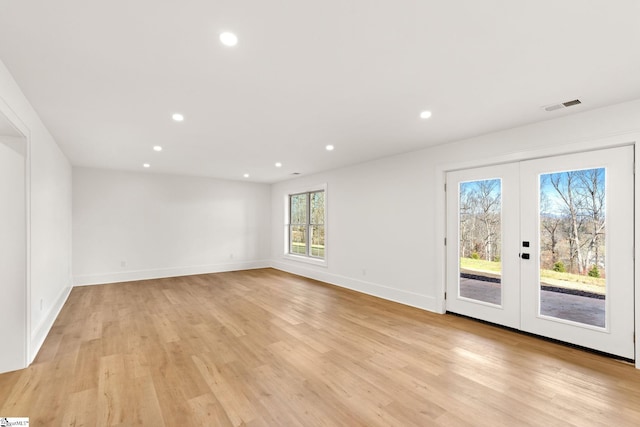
left=539, top=168, right=606, bottom=328
left=459, top=178, right=502, bottom=305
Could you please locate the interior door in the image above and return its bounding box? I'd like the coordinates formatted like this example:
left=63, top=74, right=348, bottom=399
left=446, top=146, right=635, bottom=360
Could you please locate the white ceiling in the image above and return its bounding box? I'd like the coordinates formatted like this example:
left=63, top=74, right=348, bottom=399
left=1, top=1, right=639, bottom=183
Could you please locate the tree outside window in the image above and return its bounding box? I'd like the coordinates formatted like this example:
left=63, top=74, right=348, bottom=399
left=288, top=190, right=325, bottom=259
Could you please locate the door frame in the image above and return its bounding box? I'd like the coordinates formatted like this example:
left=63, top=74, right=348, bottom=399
left=434, top=133, right=640, bottom=368
left=0, top=95, right=31, bottom=370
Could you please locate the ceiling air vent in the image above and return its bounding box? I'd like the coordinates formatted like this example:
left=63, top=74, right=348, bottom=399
left=291, top=172, right=301, bottom=175
left=562, top=99, right=581, bottom=107
left=543, top=99, right=582, bottom=112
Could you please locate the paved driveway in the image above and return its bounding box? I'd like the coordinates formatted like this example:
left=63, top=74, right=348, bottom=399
left=459, top=277, right=605, bottom=327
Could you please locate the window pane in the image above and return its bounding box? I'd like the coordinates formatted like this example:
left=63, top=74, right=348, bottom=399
left=539, top=168, right=606, bottom=327
left=459, top=178, right=502, bottom=305
left=290, top=225, right=307, bottom=255
left=310, top=225, right=325, bottom=258
left=310, top=191, right=325, bottom=225
left=290, top=194, right=307, bottom=225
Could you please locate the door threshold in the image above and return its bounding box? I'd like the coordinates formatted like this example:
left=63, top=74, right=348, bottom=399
left=446, top=311, right=635, bottom=365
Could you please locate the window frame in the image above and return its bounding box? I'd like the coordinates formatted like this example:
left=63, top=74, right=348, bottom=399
left=284, top=184, right=327, bottom=266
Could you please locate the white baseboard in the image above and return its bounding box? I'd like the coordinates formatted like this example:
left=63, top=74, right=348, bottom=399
left=271, top=259, right=438, bottom=313
left=30, top=285, right=72, bottom=364
left=73, top=260, right=272, bottom=286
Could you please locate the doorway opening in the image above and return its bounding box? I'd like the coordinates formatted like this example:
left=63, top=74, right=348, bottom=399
left=0, top=110, right=28, bottom=374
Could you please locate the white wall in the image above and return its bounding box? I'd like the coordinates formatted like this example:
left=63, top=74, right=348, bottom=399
left=0, top=60, right=73, bottom=364
left=271, top=99, right=640, bottom=312
left=271, top=155, right=436, bottom=309
left=73, top=168, right=272, bottom=285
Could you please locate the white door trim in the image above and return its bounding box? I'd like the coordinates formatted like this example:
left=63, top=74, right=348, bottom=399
left=434, top=132, right=640, bottom=368
left=0, top=95, right=31, bottom=370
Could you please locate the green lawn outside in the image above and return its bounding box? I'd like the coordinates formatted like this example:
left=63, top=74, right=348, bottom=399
left=291, top=242, right=325, bottom=258
left=460, top=257, right=606, bottom=294
left=460, top=257, right=502, bottom=274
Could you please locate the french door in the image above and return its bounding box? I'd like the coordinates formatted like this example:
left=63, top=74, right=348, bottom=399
left=446, top=146, right=635, bottom=360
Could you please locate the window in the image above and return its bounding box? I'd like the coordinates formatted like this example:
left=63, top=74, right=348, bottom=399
left=287, top=189, right=325, bottom=260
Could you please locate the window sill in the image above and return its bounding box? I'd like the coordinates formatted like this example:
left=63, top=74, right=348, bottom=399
left=283, top=253, right=328, bottom=267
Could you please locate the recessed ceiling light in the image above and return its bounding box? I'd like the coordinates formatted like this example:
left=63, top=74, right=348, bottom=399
left=243, top=173, right=250, bottom=178
left=220, top=32, right=238, bottom=47
left=172, top=113, right=184, bottom=122
left=153, top=146, right=162, bottom=152
left=325, top=145, right=335, bottom=151
left=420, top=110, right=432, bottom=119
left=143, top=163, right=150, bottom=168
left=275, top=162, right=282, bottom=168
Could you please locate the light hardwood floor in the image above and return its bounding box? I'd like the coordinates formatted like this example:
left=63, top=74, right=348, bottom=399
left=1, top=268, right=639, bottom=426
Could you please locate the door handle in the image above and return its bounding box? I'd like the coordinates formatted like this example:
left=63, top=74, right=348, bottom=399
left=521, top=253, right=530, bottom=260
